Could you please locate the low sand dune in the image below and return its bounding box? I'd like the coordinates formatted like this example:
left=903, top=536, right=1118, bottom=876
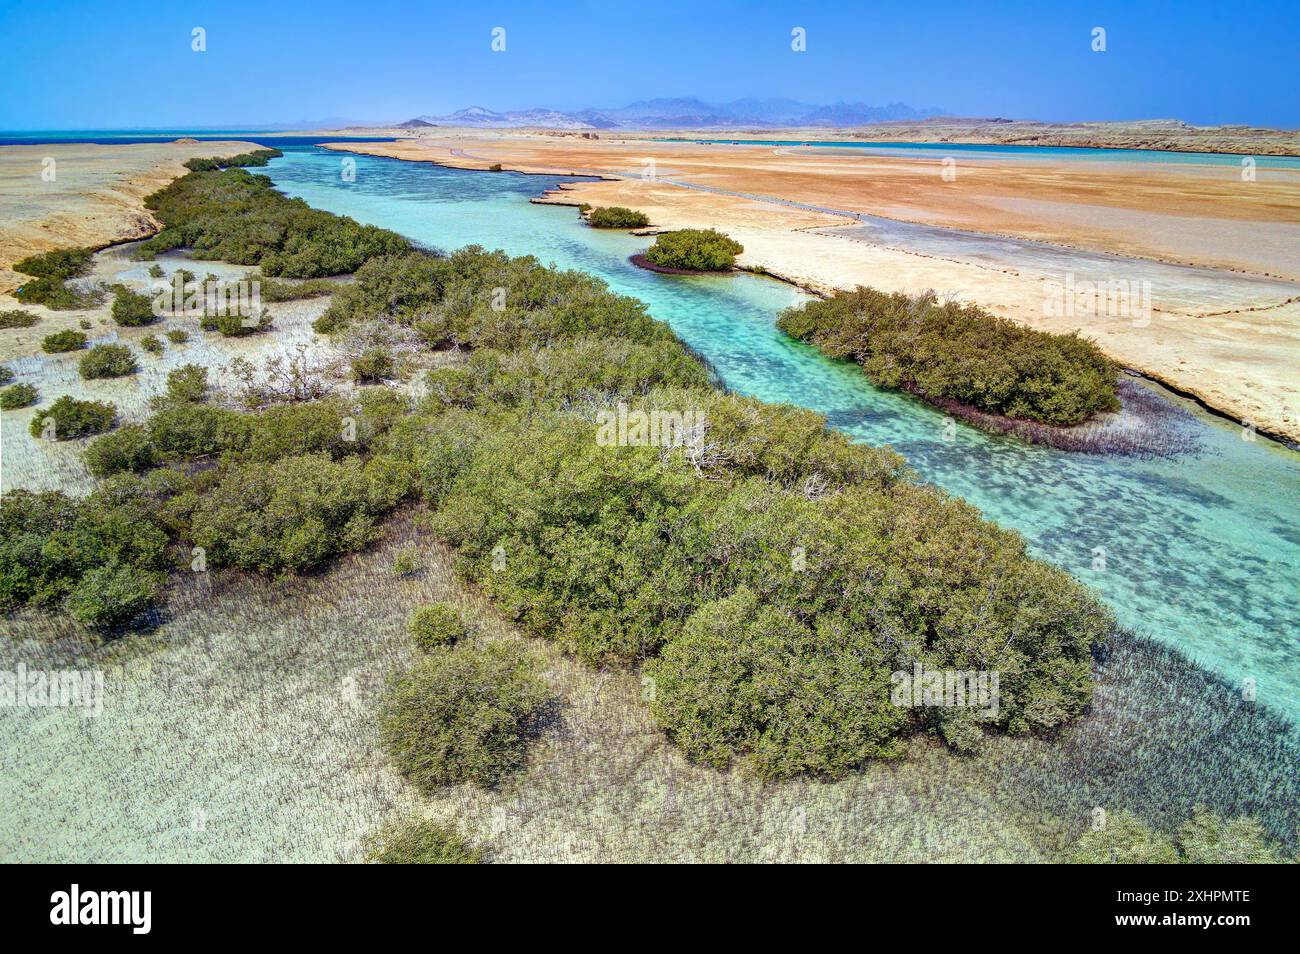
left=0, top=140, right=258, bottom=296
left=324, top=134, right=1300, bottom=443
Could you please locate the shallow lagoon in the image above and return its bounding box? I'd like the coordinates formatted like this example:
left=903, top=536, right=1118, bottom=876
left=262, top=146, right=1300, bottom=724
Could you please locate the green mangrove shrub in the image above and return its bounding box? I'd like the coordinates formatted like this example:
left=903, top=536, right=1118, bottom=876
left=200, top=311, right=272, bottom=336
left=160, top=363, right=208, bottom=404
left=29, top=396, right=116, bottom=439
left=587, top=206, right=650, bottom=228
left=0, top=477, right=172, bottom=627
left=643, top=229, right=743, bottom=271
left=139, top=167, right=409, bottom=277
left=778, top=287, right=1119, bottom=426
left=185, top=452, right=414, bottom=572
left=85, top=424, right=157, bottom=477
left=12, top=248, right=104, bottom=309
left=182, top=148, right=283, bottom=172
left=41, top=330, right=88, bottom=353
left=408, top=603, right=469, bottom=651
left=79, top=343, right=138, bottom=379
left=110, top=285, right=157, bottom=326
left=0, top=309, right=39, bottom=329
left=317, top=247, right=673, bottom=349
left=380, top=641, right=554, bottom=790
left=0, top=383, right=38, bottom=410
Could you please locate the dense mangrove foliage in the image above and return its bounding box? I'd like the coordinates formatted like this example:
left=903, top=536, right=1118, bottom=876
left=778, top=287, right=1120, bottom=426
left=136, top=167, right=408, bottom=277
left=182, top=147, right=283, bottom=172
left=12, top=247, right=104, bottom=309
left=585, top=206, right=650, bottom=228
left=1, top=161, right=1119, bottom=782
left=643, top=228, right=744, bottom=271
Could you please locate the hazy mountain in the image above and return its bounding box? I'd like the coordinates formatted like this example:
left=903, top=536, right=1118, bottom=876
left=415, top=106, right=615, bottom=130
left=412, top=98, right=945, bottom=130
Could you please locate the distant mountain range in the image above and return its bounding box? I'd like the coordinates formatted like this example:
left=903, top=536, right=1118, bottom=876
left=407, top=98, right=946, bottom=130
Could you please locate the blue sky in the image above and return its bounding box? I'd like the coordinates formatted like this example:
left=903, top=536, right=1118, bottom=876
left=1, top=0, right=1296, bottom=129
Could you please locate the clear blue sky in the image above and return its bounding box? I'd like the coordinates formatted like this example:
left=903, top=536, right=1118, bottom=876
left=1, top=0, right=1296, bottom=129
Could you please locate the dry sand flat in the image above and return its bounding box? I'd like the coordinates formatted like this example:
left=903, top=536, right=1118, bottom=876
left=651, top=117, right=1300, bottom=157
left=0, top=140, right=257, bottom=296
left=324, top=134, right=1300, bottom=443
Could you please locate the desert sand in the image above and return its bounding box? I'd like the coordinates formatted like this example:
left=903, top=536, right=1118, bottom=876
left=636, top=117, right=1300, bottom=157
left=0, top=140, right=257, bottom=296
left=324, top=132, right=1300, bottom=443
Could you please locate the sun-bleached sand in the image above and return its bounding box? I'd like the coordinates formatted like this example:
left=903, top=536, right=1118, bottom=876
left=0, top=140, right=257, bottom=296
left=324, top=133, right=1300, bottom=443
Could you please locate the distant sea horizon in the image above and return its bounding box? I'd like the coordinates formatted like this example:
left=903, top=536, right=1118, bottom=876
left=0, top=130, right=393, bottom=147
left=5, top=129, right=1299, bottom=167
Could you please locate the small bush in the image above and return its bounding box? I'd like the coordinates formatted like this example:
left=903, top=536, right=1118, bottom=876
left=64, top=562, right=165, bottom=629
left=110, top=285, right=158, bottom=326
left=364, top=818, right=483, bottom=864
left=162, top=363, right=208, bottom=404
left=147, top=264, right=165, bottom=279
left=587, top=206, right=650, bottom=229
left=0, top=383, right=38, bottom=410
left=79, top=343, right=138, bottom=379
left=29, top=396, right=116, bottom=439
left=380, top=641, right=554, bottom=790
left=408, top=603, right=468, bottom=651
left=200, top=311, right=272, bottom=336
left=351, top=346, right=395, bottom=382
left=391, top=544, right=423, bottom=578
left=140, top=334, right=164, bottom=355
left=41, top=330, right=88, bottom=353
left=0, top=310, right=39, bottom=329
left=165, top=329, right=190, bottom=344
left=85, top=425, right=157, bottom=477
left=644, top=229, right=743, bottom=271
left=0, top=367, right=12, bottom=385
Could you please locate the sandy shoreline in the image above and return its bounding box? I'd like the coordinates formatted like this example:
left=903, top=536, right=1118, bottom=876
left=322, top=135, right=1300, bottom=444
left=0, top=140, right=257, bottom=297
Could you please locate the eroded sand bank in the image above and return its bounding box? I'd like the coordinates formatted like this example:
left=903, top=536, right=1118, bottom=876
left=323, top=134, right=1300, bottom=443
left=0, top=140, right=257, bottom=295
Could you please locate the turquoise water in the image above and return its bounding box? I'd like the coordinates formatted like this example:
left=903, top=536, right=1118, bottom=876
left=262, top=146, right=1300, bottom=723
left=669, top=138, right=1300, bottom=169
